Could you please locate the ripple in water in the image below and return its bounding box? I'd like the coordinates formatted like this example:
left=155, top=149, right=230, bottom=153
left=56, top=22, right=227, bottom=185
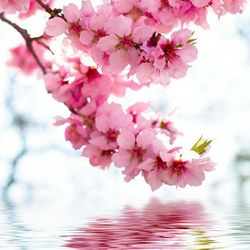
left=63, top=200, right=222, bottom=250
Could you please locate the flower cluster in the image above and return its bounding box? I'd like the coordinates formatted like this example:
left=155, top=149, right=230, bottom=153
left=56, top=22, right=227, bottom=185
left=0, top=0, right=54, bottom=16
left=43, top=57, right=215, bottom=190
left=1, top=0, right=246, bottom=190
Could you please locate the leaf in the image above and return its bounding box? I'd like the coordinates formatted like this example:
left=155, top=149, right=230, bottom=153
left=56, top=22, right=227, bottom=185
left=191, top=136, right=213, bottom=155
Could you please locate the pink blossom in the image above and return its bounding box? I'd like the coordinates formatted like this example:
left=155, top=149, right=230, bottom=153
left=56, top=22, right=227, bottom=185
left=82, top=144, right=114, bottom=169
left=190, top=0, right=211, bottom=8
left=90, top=103, right=132, bottom=150
left=7, top=43, right=48, bottom=75
left=45, top=4, right=83, bottom=37
left=112, top=129, right=156, bottom=181
left=222, top=0, right=246, bottom=14
left=162, top=150, right=215, bottom=188
left=55, top=114, right=89, bottom=150
left=18, top=0, right=54, bottom=18
left=138, top=139, right=169, bottom=191
left=96, top=15, right=154, bottom=72
left=0, top=0, right=30, bottom=14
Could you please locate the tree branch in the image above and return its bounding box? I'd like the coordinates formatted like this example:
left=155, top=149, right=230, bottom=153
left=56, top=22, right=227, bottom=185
left=35, top=0, right=55, bottom=16
left=35, top=0, right=63, bottom=18
left=0, top=12, right=46, bottom=74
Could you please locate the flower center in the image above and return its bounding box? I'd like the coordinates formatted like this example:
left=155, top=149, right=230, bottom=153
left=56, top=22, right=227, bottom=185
left=93, top=29, right=107, bottom=43
left=161, top=41, right=180, bottom=64
left=155, top=156, right=167, bottom=170
left=106, top=129, right=119, bottom=142
left=171, top=159, right=187, bottom=176
left=131, top=145, right=145, bottom=162
left=117, top=36, right=134, bottom=50
left=69, top=22, right=82, bottom=36
left=83, top=114, right=95, bottom=127
left=101, top=149, right=115, bottom=157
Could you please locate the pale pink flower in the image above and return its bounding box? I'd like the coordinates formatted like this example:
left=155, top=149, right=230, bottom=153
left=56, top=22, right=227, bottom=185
left=222, top=0, right=246, bottom=14
left=126, top=102, right=151, bottom=132
left=82, top=144, right=114, bottom=169
left=45, top=4, right=83, bottom=37
left=163, top=150, right=215, bottom=188
left=96, top=15, right=154, bottom=72
left=55, top=114, right=89, bottom=150
left=112, top=129, right=156, bottom=181
left=89, top=103, right=132, bottom=150
left=18, top=0, right=54, bottom=18
left=7, top=43, right=49, bottom=75
left=138, top=139, right=169, bottom=191
left=0, top=0, right=30, bottom=14
left=155, top=28, right=198, bottom=79
left=190, top=0, right=211, bottom=8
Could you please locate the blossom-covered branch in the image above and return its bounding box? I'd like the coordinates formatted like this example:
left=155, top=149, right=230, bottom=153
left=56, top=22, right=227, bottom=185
left=0, top=0, right=247, bottom=191
left=0, top=12, right=47, bottom=73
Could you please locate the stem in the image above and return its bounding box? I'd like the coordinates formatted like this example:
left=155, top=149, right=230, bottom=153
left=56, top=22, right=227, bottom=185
left=0, top=12, right=46, bottom=74
left=35, top=0, right=64, bottom=20
left=35, top=0, right=55, bottom=16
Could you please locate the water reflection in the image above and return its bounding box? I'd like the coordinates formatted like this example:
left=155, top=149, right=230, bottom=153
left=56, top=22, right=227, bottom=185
left=64, top=200, right=219, bottom=250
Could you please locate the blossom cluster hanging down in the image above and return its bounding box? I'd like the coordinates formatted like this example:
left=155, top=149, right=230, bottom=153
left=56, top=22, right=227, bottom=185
left=0, top=0, right=246, bottom=190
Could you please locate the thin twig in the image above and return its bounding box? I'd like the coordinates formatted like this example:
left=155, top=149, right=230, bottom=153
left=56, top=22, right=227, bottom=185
left=35, top=0, right=55, bottom=16
left=0, top=12, right=46, bottom=74
left=35, top=39, right=54, bottom=55
left=35, top=0, right=65, bottom=20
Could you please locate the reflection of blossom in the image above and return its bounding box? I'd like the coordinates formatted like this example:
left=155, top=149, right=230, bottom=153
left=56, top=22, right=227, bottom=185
left=63, top=200, right=214, bottom=249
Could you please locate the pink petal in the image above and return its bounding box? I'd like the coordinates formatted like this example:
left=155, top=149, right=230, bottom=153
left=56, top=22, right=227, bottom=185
left=112, top=151, right=131, bottom=168
left=136, top=63, right=153, bottom=83
left=177, top=45, right=198, bottom=63
left=117, top=131, right=135, bottom=149
left=191, top=0, right=211, bottom=8
left=138, top=159, right=155, bottom=171
left=80, top=30, right=94, bottom=45
left=90, top=15, right=106, bottom=31
left=109, top=50, right=129, bottom=72
left=113, top=0, right=132, bottom=13
left=63, top=3, right=80, bottom=22
left=146, top=171, right=162, bottom=191
left=109, top=15, right=132, bottom=37
left=133, top=26, right=154, bottom=43
left=89, top=134, right=108, bottom=148
left=95, top=115, right=109, bottom=132
left=45, top=17, right=67, bottom=36
left=96, top=34, right=118, bottom=51
left=137, top=129, right=155, bottom=149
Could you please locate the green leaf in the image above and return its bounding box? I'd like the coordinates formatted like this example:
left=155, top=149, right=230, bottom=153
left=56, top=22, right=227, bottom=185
left=191, top=136, right=213, bottom=155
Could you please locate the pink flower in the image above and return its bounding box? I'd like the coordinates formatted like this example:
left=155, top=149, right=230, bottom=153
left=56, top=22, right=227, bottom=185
left=138, top=139, right=169, bottom=191
left=89, top=103, right=132, bottom=150
left=55, top=114, right=89, bottom=150
left=96, top=15, right=154, bottom=72
left=0, top=0, right=30, bottom=14
left=140, top=148, right=215, bottom=190
left=7, top=43, right=49, bottom=75
left=222, top=0, right=246, bottom=14
left=163, top=150, right=215, bottom=188
left=18, top=0, right=54, bottom=18
left=156, top=28, right=198, bottom=79
left=82, top=144, right=114, bottom=169
left=80, top=14, right=108, bottom=46
left=112, top=129, right=156, bottom=181
left=190, top=0, right=211, bottom=8
left=45, top=4, right=83, bottom=37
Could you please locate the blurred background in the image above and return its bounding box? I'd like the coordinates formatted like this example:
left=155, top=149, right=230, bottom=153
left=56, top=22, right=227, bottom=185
left=1, top=1, right=250, bottom=249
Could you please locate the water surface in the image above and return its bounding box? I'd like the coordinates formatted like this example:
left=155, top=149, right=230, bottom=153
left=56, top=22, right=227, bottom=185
left=0, top=198, right=249, bottom=249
